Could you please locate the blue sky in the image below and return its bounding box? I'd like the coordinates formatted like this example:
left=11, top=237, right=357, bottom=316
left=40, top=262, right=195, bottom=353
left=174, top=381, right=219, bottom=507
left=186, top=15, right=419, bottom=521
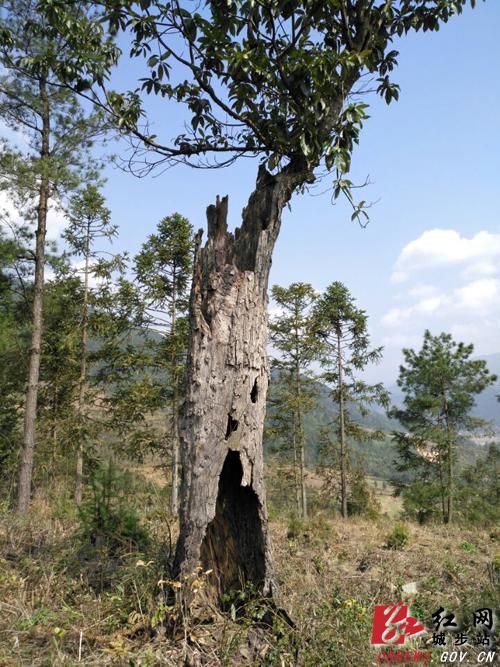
left=3, top=1, right=500, bottom=383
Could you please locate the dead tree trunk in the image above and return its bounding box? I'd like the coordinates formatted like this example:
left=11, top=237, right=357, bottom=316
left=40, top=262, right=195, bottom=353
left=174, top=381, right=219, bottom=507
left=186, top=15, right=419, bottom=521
left=174, top=163, right=306, bottom=597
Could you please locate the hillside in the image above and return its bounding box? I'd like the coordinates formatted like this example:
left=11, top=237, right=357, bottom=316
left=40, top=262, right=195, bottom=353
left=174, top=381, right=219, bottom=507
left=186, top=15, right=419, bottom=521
left=117, top=327, right=500, bottom=429
left=102, top=330, right=498, bottom=478
left=1, top=477, right=498, bottom=666
left=264, top=374, right=494, bottom=483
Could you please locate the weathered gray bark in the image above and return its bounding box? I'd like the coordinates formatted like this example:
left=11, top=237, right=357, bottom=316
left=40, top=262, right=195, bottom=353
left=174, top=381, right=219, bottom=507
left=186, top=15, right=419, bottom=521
left=175, top=163, right=306, bottom=597
left=17, top=77, right=50, bottom=514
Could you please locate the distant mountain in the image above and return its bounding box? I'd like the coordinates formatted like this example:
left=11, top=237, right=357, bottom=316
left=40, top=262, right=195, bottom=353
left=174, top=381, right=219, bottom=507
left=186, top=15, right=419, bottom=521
left=301, top=380, right=402, bottom=481
left=264, top=369, right=495, bottom=482
left=116, top=327, right=497, bottom=479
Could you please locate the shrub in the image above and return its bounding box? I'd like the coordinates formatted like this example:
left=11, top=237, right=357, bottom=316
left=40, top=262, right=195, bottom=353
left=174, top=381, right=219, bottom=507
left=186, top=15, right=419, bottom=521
left=386, top=522, right=410, bottom=550
left=456, top=445, right=500, bottom=528
left=400, top=481, right=442, bottom=524
left=459, top=541, right=477, bottom=554
left=286, top=513, right=305, bottom=540
left=347, top=468, right=381, bottom=519
left=78, top=460, right=150, bottom=555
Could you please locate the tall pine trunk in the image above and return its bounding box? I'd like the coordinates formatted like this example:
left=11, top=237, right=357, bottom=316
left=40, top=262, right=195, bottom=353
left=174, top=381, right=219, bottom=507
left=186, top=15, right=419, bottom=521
left=75, top=232, right=90, bottom=505
left=174, top=164, right=304, bottom=597
left=17, top=77, right=50, bottom=514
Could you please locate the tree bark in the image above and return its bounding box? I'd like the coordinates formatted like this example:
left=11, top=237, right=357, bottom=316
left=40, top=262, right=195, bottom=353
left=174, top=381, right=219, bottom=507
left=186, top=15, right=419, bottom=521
left=174, top=163, right=305, bottom=597
left=17, top=77, right=50, bottom=514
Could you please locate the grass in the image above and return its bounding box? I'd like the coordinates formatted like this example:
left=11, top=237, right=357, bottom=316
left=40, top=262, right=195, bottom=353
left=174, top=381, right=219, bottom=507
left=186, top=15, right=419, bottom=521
left=0, top=472, right=498, bottom=666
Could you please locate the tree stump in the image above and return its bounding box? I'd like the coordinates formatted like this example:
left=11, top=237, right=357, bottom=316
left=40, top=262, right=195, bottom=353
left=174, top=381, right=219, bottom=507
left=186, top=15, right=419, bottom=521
left=174, top=165, right=303, bottom=598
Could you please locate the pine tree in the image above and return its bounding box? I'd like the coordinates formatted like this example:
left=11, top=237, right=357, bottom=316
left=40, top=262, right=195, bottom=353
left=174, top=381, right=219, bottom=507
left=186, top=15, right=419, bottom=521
left=391, top=430, right=443, bottom=524
left=312, top=282, right=388, bottom=519
left=391, top=330, right=497, bottom=524
left=269, top=282, right=320, bottom=518
left=0, top=0, right=106, bottom=512
left=37, top=266, right=83, bottom=478
left=64, top=184, right=116, bottom=504
left=134, top=214, right=193, bottom=514
left=89, top=256, right=165, bottom=464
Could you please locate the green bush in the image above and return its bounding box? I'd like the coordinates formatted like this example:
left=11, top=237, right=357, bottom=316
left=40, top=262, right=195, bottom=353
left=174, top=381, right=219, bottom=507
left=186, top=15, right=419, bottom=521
left=286, top=513, right=305, bottom=540
left=347, top=468, right=381, bottom=519
left=400, top=480, right=442, bottom=524
left=386, top=522, right=410, bottom=550
left=459, top=540, right=478, bottom=554
left=456, top=446, right=500, bottom=528
left=78, top=460, right=150, bottom=554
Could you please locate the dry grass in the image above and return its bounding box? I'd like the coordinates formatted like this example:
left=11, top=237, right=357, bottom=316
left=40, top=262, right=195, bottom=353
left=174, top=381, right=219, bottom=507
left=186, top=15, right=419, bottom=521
left=0, top=477, right=498, bottom=666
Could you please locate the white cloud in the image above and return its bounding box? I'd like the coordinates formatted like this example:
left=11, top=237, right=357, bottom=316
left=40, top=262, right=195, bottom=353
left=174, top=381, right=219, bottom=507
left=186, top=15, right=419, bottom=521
left=70, top=259, right=106, bottom=289
left=390, top=270, right=407, bottom=284
left=0, top=119, right=31, bottom=150
left=381, top=308, right=409, bottom=328
left=1, top=122, right=66, bottom=242
left=382, top=227, right=500, bottom=358
left=461, top=260, right=498, bottom=279
left=415, top=296, right=443, bottom=315
left=382, top=293, right=446, bottom=328
left=408, top=284, right=440, bottom=300
left=46, top=207, right=67, bottom=241
left=454, top=278, right=500, bottom=311
left=382, top=277, right=500, bottom=330
left=0, top=189, right=20, bottom=223
left=381, top=333, right=421, bottom=350
left=392, top=229, right=500, bottom=283
left=450, top=318, right=500, bottom=357
left=0, top=190, right=67, bottom=242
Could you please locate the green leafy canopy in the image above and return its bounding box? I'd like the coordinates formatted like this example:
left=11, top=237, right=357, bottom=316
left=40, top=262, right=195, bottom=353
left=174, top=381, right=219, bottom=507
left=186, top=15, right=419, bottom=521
left=36, top=0, right=481, bottom=220
left=393, top=330, right=497, bottom=435
left=391, top=330, right=497, bottom=524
